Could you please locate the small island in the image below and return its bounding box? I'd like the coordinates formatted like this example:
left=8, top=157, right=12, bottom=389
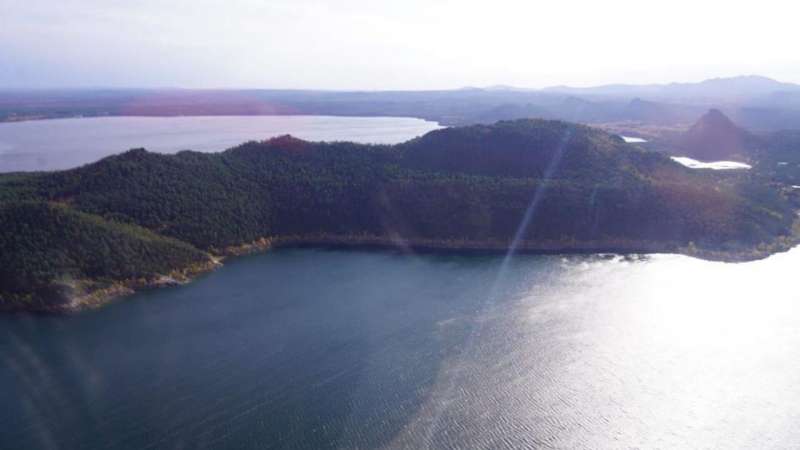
left=1, top=118, right=798, bottom=312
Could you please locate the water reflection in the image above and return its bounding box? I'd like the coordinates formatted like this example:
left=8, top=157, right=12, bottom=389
left=2, top=248, right=800, bottom=449
left=389, top=249, right=800, bottom=449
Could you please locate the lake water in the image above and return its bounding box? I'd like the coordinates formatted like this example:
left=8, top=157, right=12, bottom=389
left=0, top=116, right=442, bottom=172
left=3, top=247, right=800, bottom=449
left=620, top=135, right=648, bottom=143
left=671, top=156, right=753, bottom=170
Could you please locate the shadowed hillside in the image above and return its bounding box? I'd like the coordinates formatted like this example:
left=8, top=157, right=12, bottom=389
left=677, top=109, right=758, bottom=161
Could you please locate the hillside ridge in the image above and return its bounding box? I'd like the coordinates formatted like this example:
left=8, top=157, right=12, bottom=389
left=1, top=119, right=796, bottom=312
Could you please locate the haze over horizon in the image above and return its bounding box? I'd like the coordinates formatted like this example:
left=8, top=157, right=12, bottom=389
left=3, top=0, right=800, bottom=90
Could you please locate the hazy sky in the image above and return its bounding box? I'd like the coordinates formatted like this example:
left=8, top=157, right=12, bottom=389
left=2, top=0, right=799, bottom=89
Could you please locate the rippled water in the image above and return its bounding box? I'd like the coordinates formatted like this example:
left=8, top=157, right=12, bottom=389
left=2, top=247, right=800, bottom=449
left=0, top=116, right=441, bottom=172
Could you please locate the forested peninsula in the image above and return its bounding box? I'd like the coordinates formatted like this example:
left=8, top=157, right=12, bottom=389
left=2, top=119, right=797, bottom=312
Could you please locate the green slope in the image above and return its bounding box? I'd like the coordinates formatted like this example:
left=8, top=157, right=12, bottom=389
left=1, top=119, right=796, bottom=310
left=0, top=202, right=211, bottom=310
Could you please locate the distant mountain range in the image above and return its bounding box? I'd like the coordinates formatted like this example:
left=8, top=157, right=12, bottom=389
left=541, top=75, right=800, bottom=102
left=3, top=76, right=800, bottom=131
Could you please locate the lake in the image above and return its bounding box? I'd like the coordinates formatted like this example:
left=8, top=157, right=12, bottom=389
left=3, top=247, right=800, bottom=449
left=0, top=116, right=442, bottom=172
left=620, top=135, right=648, bottom=143
left=671, top=156, right=753, bottom=170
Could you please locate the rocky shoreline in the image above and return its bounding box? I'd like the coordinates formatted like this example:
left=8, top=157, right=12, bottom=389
left=0, top=258, right=221, bottom=314
left=8, top=225, right=799, bottom=314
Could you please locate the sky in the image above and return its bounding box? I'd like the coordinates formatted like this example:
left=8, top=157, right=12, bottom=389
left=1, top=0, right=799, bottom=90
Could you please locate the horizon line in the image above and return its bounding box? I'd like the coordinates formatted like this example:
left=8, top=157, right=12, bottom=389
left=0, top=74, right=794, bottom=93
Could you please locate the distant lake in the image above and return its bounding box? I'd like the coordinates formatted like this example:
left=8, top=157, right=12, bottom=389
left=620, top=135, right=647, bottom=143
left=3, top=247, right=800, bottom=449
left=672, top=156, right=752, bottom=170
left=0, top=116, right=442, bottom=172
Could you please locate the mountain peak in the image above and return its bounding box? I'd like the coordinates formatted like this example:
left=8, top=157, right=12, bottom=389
left=681, top=109, right=751, bottom=161
left=690, top=109, right=745, bottom=135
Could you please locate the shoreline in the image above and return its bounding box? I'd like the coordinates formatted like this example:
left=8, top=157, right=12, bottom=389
left=230, top=231, right=800, bottom=262
left=0, top=258, right=221, bottom=315
left=6, top=230, right=799, bottom=315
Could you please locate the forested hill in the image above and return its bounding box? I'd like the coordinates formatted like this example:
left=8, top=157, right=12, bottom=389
left=1, top=119, right=796, bottom=311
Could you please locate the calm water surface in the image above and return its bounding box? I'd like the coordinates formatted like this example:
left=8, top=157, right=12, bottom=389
left=2, top=248, right=800, bottom=449
left=0, top=116, right=441, bottom=172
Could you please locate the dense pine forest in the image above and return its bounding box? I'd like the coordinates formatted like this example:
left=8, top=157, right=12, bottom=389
left=1, top=119, right=797, bottom=311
